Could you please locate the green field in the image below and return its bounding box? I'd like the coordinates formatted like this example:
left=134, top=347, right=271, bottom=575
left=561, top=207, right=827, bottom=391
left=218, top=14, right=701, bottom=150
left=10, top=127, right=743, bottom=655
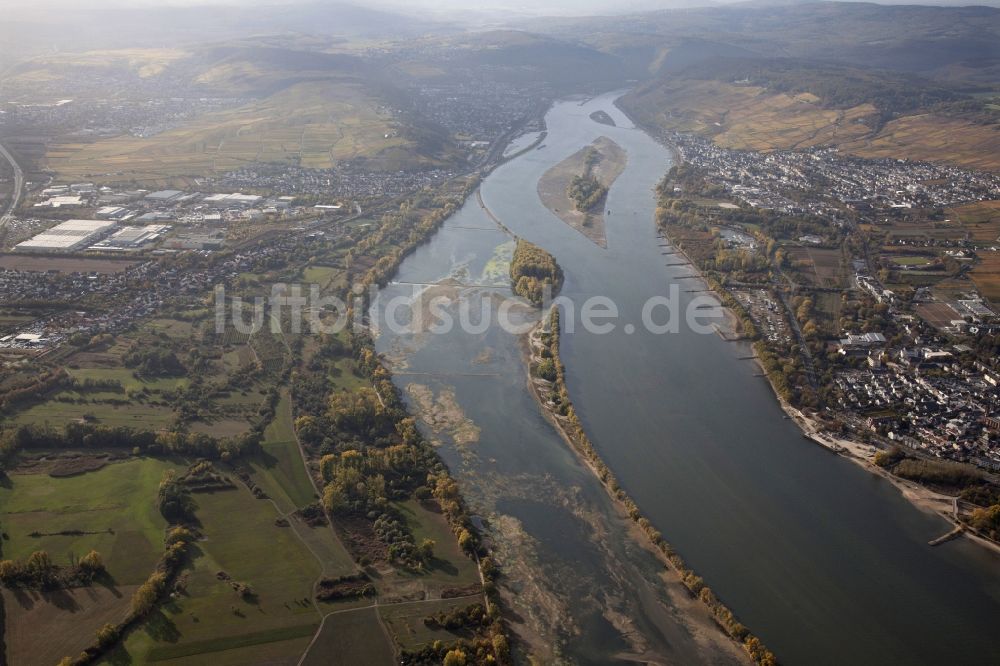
left=248, top=391, right=316, bottom=512
left=393, top=500, right=481, bottom=589
left=0, top=458, right=182, bottom=583
left=889, top=255, right=933, bottom=266
left=67, top=367, right=189, bottom=392
left=9, top=400, right=177, bottom=430
left=113, top=484, right=325, bottom=664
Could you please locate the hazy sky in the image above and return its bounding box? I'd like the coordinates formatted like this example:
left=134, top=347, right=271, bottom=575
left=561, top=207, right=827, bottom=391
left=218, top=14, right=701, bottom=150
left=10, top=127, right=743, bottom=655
left=7, top=0, right=996, bottom=16
left=4, top=0, right=723, bottom=19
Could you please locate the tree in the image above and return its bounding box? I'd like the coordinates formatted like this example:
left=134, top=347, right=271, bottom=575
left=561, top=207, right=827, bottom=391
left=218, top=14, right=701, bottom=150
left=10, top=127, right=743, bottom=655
left=418, top=538, right=435, bottom=561
left=443, top=649, right=468, bottom=666
left=0, top=559, right=20, bottom=582
left=96, top=623, right=118, bottom=648
left=26, top=550, right=55, bottom=580
left=535, top=358, right=557, bottom=381
left=78, top=550, right=104, bottom=574
left=131, top=572, right=167, bottom=616
left=322, top=483, right=344, bottom=514
left=457, top=528, right=475, bottom=553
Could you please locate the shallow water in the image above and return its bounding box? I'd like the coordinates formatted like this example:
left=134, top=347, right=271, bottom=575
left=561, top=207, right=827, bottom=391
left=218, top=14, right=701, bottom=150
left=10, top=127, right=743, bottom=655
left=377, top=91, right=1000, bottom=665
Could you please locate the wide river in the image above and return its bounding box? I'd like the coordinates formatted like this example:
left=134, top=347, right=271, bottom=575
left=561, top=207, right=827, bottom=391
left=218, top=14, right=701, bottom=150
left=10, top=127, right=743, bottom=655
left=375, top=92, right=1000, bottom=664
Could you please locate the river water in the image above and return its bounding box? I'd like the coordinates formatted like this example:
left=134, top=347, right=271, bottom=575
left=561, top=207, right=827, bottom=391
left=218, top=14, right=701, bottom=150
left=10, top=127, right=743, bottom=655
left=375, top=92, right=1000, bottom=665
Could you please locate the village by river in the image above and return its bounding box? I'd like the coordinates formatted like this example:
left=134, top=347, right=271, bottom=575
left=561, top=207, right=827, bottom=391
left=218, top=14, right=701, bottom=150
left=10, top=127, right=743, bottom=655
left=374, top=92, right=1000, bottom=665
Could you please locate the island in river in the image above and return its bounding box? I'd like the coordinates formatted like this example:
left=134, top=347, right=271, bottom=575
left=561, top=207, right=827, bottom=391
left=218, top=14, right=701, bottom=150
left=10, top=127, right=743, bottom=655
left=536, top=135, right=625, bottom=248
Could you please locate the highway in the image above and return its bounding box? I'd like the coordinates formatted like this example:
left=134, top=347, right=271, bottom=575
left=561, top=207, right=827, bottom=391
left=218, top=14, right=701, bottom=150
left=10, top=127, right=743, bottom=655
left=0, top=140, right=24, bottom=228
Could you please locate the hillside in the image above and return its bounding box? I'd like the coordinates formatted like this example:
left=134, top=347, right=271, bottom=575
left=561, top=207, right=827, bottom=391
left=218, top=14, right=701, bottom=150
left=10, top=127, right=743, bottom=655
left=6, top=44, right=460, bottom=186
left=619, top=58, right=1000, bottom=171
left=535, top=3, right=1000, bottom=83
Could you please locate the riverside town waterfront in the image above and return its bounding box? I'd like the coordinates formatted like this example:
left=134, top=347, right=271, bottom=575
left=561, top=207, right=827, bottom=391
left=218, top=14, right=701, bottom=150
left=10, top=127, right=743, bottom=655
left=373, top=92, right=1000, bottom=665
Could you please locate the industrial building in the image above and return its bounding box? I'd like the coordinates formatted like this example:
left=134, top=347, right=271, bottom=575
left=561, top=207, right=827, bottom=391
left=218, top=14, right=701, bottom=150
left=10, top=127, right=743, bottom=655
left=145, top=189, right=184, bottom=203
left=14, top=219, right=117, bottom=253
left=90, top=224, right=170, bottom=250
left=91, top=224, right=170, bottom=250
left=202, top=192, right=263, bottom=207
left=95, top=206, right=133, bottom=220
left=33, top=195, right=85, bottom=208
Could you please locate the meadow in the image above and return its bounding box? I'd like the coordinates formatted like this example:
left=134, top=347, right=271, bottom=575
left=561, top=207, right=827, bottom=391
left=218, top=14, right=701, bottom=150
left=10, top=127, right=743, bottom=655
left=111, top=484, right=326, bottom=665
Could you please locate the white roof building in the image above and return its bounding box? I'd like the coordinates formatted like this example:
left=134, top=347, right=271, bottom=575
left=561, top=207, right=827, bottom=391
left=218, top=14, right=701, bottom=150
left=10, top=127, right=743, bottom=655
left=15, top=219, right=117, bottom=252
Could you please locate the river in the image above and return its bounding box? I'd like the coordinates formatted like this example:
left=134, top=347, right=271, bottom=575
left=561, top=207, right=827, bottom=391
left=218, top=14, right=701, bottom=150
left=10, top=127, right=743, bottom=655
left=374, top=92, right=1000, bottom=665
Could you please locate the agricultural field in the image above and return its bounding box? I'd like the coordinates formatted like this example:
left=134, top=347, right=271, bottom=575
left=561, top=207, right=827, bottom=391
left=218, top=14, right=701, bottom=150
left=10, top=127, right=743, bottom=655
left=971, top=251, right=1000, bottom=303
left=882, top=222, right=967, bottom=245
left=623, top=79, right=875, bottom=152
left=623, top=78, right=1000, bottom=171
left=783, top=246, right=846, bottom=288
left=0, top=457, right=180, bottom=581
left=3, top=585, right=140, bottom=666
left=0, top=255, right=142, bottom=274
left=301, top=264, right=347, bottom=293
left=842, top=114, right=1000, bottom=173
left=915, top=301, right=963, bottom=330
left=43, top=81, right=418, bottom=187
left=947, top=200, right=1000, bottom=245
left=0, top=458, right=183, bottom=664
left=2, top=312, right=271, bottom=436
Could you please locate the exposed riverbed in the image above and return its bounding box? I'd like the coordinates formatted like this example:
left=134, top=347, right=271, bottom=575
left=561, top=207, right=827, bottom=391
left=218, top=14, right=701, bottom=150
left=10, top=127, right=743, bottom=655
left=376, top=92, right=1000, bottom=665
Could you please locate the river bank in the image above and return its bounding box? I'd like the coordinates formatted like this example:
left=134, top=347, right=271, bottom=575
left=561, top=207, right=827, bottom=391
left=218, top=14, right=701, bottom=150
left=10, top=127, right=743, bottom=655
left=522, top=308, right=774, bottom=666
left=616, top=92, right=1000, bottom=560
left=657, top=209, right=1000, bottom=557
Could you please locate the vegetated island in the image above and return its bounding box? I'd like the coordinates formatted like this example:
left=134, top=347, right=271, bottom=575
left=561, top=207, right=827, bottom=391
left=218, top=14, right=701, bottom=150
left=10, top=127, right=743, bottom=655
left=523, top=308, right=778, bottom=666
left=509, top=238, right=564, bottom=306
left=537, top=136, right=626, bottom=248
left=589, top=110, right=616, bottom=127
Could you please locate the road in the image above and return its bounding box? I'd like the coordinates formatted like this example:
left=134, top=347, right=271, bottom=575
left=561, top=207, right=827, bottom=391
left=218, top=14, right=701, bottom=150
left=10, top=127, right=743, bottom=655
left=0, top=140, right=24, bottom=228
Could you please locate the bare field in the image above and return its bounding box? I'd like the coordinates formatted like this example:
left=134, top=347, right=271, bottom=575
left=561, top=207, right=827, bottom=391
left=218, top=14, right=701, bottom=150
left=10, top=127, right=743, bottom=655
left=971, top=252, right=1000, bottom=302
left=915, top=301, right=963, bottom=329
left=3, top=585, right=138, bottom=666
left=0, top=254, right=141, bottom=274
left=785, top=246, right=845, bottom=288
